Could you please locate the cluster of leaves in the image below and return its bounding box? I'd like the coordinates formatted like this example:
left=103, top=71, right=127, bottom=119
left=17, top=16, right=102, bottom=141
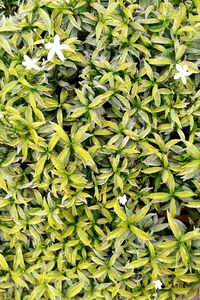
left=0, top=0, right=200, bottom=299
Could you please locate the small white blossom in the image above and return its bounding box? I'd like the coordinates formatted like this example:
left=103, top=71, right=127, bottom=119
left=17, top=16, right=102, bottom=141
left=22, top=55, right=41, bottom=70
left=174, top=64, right=192, bottom=85
left=153, top=292, right=158, bottom=300
left=118, top=194, right=127, bottom=205
left=41, top=58, right=47, bottom=67
left=153, top=280, right=163, bottom=290
left=45, top=34, right=70, bottom=61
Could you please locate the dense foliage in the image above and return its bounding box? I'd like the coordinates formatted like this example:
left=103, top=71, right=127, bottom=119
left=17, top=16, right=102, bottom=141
left=0, top=0, right=200, bottom=299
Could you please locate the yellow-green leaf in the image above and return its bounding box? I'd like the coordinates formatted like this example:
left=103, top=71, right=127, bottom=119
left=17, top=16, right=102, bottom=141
left=167, top=211, right=182, bottom=240
left=0, top=35, right=13, bottom=56
left=114, top=201, right=127, bottom=221
left=181, top=229, right=200, bottom=242
left=129, top=205, right=150, bottom=223
left=174, top=191, right=196, bottom=198
left=11, top=272, right=28, bottom=288
left=0, top=174, right=8, bottom=192
left=130, top=225, right=152, bottom=240
left=106, top=227, right=128, bottom=240
left=67, top=282, right=84, bottom=298
left=148, top=57, right=172, bottom=65
left=77, top=227, right=91, bottom=246
left=74, top=145, right=96, bottom=169
left=184, top=202, right=200, bottom=208
left=89, top=91, right=114, bottom=108
left=142, top=167, right=162, bottom=174
left=124, top=258, right=149, bottom=269
left=0, top=253, right=9, bottom=271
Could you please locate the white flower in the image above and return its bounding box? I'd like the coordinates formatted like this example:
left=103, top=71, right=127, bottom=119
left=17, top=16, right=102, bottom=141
left=22, top=55, right=40, bottom=70
left=41, top=58, right=47, bottom=67
left=153, top=292, right=158, bottom=300
left=118, top=194, right=127, bottom=205
left=174, top=64, right=192, bottom=85
left=45, top=34, right=70, bottom=61
left=153, top=280, right=163, bottom=290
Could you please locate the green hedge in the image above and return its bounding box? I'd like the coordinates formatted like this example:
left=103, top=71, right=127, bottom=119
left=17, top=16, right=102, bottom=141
left=0, top=0, right=200, bottom=299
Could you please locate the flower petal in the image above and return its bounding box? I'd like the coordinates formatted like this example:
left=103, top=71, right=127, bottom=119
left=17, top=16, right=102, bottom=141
left=176, top=64, right=182, bottom=72
left=45, top=42, right=53, bottom=49
left=183, top=65, right=188, bottom=72
left=54, top=34, right=60, bottom=46
left=186, top=71, right=192, bottom=76
left=33, top=64, right=41, bottom=71
left=174, top=73, right=180, bottom=80
left=47, top=48, right=55, bottom=61
left=60, top=44, right=70, bottom=50
left=24, top=55, right=31, bottom=62
left=181, top=75, right=187, bottom=84
left=56, top=49, right=65, bottom=61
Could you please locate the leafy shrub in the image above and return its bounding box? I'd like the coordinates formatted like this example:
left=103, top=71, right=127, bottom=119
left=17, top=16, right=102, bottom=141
left=0, top=0, right=200, bottom=299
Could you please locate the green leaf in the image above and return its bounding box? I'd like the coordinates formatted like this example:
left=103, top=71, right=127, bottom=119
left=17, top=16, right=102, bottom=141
left=38, top=8, right=52, bottom=33
left=70, top=107, right=87, bottom=118
left=18, top=77, right=33, bottom=88
left=130, top=225, right=152, bottom=240
left=148, top=57, right=172, bottom=65
left=181, top=229, right=200, bottom=242
left=11, top=272, right=28, bottom=288
left=129, top=205, right=150, bottom=223
left=35, top=155, right=47, bottom=177
left=138, top=109, right=150, bottom=124
left=67, top=282, right=84, bottom=297
left=0, top=26, right=21, bottom=32
left=73, top=145, right=96, bottom=169
left=29, top=285, right=46, bottom=300
left=0, top=81, right=18, bottom=97
left=89, top=91, right=114, bottom=108
left=73, top=124, right=90, bottom=142
left=184, top=141, right=200, bottom=159
left=124, top=258, right=149, bottom=269
left=167, top=211, right=182, bottom=240
left=175, top=44, right=186, bottom=61
left=172, top=3, right=186, bottom=33
left=114, top=201, right=127, bottom=221
left=184, top=202, right=200, bottom=208
left=142, top=167, right=162, bottom=174
left=77, top=227, right=91, bottom=246
left=148, top=192, right=170, bottom=202
left=0, top=35, right=13, bottom=56
left=134, top=44, right=151, bottom=56
left=106, top=227, right=128, bottom=240
left=0, top=254, right=9, bottom=271
left=68, top=15, right=80, bottom=30
left=76, top=89, right=87, bottom=105
left=194, top=0, right=200, bottom=13
left=47, top=284, right=61, bottom=298
left=174, top=191, right=196, bottom=198
left=144, top=61, right=154, bottom=81
left=52, top=123, right=70, bottom=143
left=179, top=275, right=198, bottom=283
left=0, top=174, right=8, bottom=192
left=1, top=152, right=16, bottom=167
left=0, top=199, right=9, bottom=208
